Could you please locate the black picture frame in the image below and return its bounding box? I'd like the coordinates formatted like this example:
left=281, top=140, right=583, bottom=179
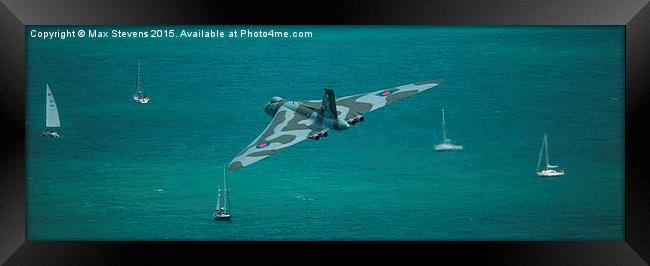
left=1, top=0, right=648, bottom=264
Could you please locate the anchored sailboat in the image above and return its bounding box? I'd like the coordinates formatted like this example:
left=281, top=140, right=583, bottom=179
left=213, top=164, right=231, bottom=220
left=41, top=84, right=61, bottom=138
left=434, top=108, right=463, bottom=151
left=132, top=59, right=150, bottom=104
left=536, top=133, right=565, bottom=177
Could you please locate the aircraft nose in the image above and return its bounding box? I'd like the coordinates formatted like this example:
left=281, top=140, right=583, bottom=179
left=263, top=102, right=274, bottom=116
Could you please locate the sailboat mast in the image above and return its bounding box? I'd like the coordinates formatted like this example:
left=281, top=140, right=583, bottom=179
left=216, top=187, right=222, bottom=210
left=45, top=84, right=49, bottom=129
left=544, top=133, right=550, bottom=169
left=223, top=164, right=229, bottom=211
left=223, top=164, right=227, bottom=190
left=136, top=59, right=141, bottom=92
left=441, top=108, right=447, bottom=140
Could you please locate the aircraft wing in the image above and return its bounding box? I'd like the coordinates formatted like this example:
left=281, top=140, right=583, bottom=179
left=228, top=105, right=322, bottom=171
left=335, top=80, right=442, bottom=121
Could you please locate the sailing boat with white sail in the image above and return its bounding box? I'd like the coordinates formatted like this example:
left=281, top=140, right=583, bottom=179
left=536, top=133, right=565, bottom=177
left=41, top=84, right=61, bottom=138
left=213, top=164, right=232, bottom=220
left=132, top=59, right=150, bottom=104
left=435, top=108, right=463, bottom=151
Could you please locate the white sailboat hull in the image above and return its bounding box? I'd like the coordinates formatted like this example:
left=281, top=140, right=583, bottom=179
left=213, top=213, right=231, bottom=220
left=41, top=131, right=60, bottom=138
left=133, top=95, right=149, bottom=103
left=537, top=169, right=565, bottom=177
left=435, top=142, right=463, bottom=151
left=133, top=95, right=149, bottom=104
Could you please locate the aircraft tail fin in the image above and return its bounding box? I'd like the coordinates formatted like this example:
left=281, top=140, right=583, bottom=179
left=320, top=88, right=338, bottom=119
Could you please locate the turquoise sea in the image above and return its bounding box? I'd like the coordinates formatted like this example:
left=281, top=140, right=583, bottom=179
left=26, top=26, right=624, bottom=240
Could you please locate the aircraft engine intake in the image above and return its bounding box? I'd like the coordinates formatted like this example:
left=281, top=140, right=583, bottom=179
left=347, top=115, right=364, bottom=126
left=308, top=130, right=328, bottom=140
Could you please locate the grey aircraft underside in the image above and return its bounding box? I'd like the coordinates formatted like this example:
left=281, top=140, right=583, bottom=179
left=228, top=80, right=443, bottom=171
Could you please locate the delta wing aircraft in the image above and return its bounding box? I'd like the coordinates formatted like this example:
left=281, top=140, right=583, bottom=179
left=228, top=80, right=443, bottom=171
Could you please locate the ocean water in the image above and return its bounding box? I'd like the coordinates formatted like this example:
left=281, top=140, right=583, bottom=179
left=26, top=26, right=624, bottom=240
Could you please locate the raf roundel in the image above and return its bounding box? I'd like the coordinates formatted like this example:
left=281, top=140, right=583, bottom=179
left=256, top=142, right=270, bottom=149
left=376, top=88, right=398, bottom=97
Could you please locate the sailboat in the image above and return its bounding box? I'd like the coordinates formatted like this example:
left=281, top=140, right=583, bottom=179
left=536, top=133, right=565, bottom=177
left=213, top=164, right=232, bottom=220
left=41, top=84, right=61, bottom=138
left=132, top=59, right=150, bottom=104
left=434, top=108, right=463, bottom=151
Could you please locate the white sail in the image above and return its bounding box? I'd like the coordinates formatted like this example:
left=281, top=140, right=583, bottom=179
left=536, top=135, right=545, bottom=171
left=45, top=84, right=61, bottom=128
left=216, top=188, right=222, bottom=210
